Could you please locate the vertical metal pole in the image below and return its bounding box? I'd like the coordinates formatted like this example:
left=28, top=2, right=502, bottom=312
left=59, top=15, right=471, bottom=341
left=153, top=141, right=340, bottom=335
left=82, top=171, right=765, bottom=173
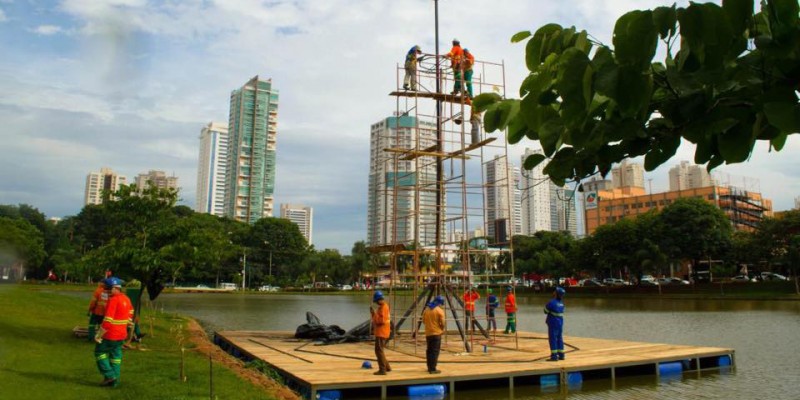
left=434, top=0, right=443, bottom=275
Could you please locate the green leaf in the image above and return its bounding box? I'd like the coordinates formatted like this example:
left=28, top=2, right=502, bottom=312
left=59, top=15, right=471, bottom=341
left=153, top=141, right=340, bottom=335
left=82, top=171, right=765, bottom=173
left=507, top=115, right=527, bottom=144
left=539, top=119, right=564, bottom=156
left=614, top=66, right=653, bottom=119
left=722, top=0, right=753, bottom=37
left=484, top=100, right=520, bottom=133
left=526, top=24, right=563, bottom=71
left=613, top=10, right=658, bottom=70
left=771, top=132, right=788, bottom=151
left=484, top=103, right=501, bottom=132
left=652, top=5, right=677, bottom=39
left=511, top=30, right=532, bottom=43
left=472, top=93, right=503, bottom=113
left=718, top=124, right=753, bottom=163
left=763, top=102, right=800, bottom=133
left=574, top=30, right=591, bottom=54
left=523, top=153, right=547, bottom=170
left=555, top=47, right=593, bottom=129
left=593, top=47, right=618, bottom=99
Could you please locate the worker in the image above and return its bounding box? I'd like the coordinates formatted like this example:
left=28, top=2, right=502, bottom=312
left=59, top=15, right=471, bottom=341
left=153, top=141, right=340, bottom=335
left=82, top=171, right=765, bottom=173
left=462, top=285, right=480, bottom=333
left=87, top=281, right=110, bottom=342
left=544, top=287, right=566, bottom=361
left=462, top=48, right=475, bottom=98
left=403, top=45, right=423, bottom=91
left=485, top=288, right=499, bottom=333
left=370, top=290, right=392, bottom=375
left=94, top=277, right=134, bottom=387
left=445, top=38, right=464, bottom=95
left=503, top=285, right=517, bottom=334
left=422, top=295, right=446, bottom=374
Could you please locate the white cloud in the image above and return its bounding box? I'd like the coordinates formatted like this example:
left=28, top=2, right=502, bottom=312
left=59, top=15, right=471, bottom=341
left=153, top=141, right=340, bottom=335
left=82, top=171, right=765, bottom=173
left=33, top=25, right=64, bottom=35
left=0, top=9, right=6, bottom=23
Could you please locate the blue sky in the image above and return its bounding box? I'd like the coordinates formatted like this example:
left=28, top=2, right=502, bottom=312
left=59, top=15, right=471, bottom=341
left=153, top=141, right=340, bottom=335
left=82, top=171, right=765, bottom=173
left=0, top=0, right=798, bottom=254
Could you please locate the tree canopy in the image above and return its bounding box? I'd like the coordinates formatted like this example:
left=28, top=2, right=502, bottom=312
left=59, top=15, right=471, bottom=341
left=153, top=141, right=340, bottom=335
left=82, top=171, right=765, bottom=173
left=476, top=0, right=800, bottom=186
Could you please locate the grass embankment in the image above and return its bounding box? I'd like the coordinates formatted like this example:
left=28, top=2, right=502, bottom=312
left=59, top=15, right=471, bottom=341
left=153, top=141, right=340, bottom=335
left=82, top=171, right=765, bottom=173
left=0, top=284, right=296, bottom=400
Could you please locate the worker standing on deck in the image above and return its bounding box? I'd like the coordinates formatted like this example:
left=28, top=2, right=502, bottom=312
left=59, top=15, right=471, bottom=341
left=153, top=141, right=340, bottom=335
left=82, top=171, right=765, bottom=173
left=422, top=295, right=446, bottom=374
left=445, top=38, right=464, bottom=95
left=503, top=285, right=517, bottom=334
left=87, top=281, right=110, bottom=342
left=463, top=285, right=480, bottom=333
left=544, top=287, right=566, bottom=361
left=462, top=48, right=475, bottom=99
left=94, top=277, right=134, bottom=387
left=485, top=288, right=499, bottom=333
left=370, top=290, right=392, bottom=375
left=403, top=45, right=423, bottom=91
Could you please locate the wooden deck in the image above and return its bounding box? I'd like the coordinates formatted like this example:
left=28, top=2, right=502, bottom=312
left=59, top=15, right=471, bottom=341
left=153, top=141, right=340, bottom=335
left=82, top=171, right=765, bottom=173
left=214, top=330, right=733, bottom=399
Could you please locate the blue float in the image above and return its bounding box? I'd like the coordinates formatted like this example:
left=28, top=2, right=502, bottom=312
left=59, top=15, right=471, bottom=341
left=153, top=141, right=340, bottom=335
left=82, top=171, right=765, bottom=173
left=316, top=389, right=342, bottom=400
left=659, top=361, right=684, bottom=378
left=567, top=372, right=583, bottom=389
left=540, top=374, right=559, bottom=387
left=718, top=355, right=732, bottom=367
left=408, top=384, right=446, bottom=398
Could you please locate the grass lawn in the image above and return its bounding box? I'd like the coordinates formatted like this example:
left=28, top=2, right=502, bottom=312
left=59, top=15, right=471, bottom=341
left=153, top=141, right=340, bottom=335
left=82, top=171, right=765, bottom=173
left=0, top=284, right=280, bottom=400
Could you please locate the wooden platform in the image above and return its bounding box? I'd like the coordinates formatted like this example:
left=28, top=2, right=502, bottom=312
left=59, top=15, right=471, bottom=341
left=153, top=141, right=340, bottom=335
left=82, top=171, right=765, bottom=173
left=214, top=330, right=734, bottom=399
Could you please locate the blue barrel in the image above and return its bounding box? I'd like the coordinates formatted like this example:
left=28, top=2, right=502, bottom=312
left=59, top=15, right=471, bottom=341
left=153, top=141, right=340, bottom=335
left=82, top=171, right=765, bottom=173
left=317, top=389, right=342, bottom=400
left=408, top=384, right=446, bottom=397
left=567, top=372, right=582, bottom=388
left=718, top=355, right=732, bottom=367
left=540, top=374, right=559, bottom=387
left=659, top=361, right=683, bottom=376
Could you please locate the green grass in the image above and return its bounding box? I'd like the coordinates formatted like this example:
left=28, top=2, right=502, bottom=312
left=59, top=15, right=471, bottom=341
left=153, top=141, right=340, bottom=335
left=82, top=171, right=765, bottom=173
left=0, top=284, right=276, bottom=400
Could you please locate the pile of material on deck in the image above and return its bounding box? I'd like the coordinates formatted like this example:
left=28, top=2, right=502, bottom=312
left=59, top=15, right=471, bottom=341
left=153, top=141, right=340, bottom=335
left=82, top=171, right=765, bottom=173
left=294, top=312, right=372, bottom=344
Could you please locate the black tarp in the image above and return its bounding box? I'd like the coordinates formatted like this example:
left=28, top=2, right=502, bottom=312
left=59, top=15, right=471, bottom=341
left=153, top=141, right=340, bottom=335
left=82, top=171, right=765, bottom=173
left=294, top=312, right=375, bottom=344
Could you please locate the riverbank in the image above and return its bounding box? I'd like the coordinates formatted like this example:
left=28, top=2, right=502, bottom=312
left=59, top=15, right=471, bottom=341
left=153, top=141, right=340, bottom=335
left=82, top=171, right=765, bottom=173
left=0, top=284, right=298, bottom=400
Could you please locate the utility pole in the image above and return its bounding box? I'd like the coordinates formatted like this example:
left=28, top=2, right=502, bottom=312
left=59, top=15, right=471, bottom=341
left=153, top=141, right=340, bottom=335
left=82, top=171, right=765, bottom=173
left=241, top=249, right=247, bottom=291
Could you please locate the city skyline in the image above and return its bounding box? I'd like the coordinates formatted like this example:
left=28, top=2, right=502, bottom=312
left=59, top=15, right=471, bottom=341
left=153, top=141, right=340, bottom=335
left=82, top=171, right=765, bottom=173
left=1, top=1, right=798, bottom=253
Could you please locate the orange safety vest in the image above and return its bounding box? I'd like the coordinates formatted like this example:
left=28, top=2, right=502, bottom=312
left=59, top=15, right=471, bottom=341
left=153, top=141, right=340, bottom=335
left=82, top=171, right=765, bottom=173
left=463, top=51, right=475, bottom=71
left=447, top=45, right=464, bottom=69
left=372, top=301, right=391, bottom=339
left=505, top=293, right=517, bottom=313
left=102, top=292, right=133, bottom=341
left=463, top=291, right=480, bottom=312
left=89, top=285, right=109, bottom=316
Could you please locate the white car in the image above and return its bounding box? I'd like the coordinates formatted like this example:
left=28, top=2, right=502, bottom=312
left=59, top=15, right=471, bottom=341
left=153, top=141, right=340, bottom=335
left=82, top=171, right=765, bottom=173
left=731, top=275, right=754, bottom=283
left=258, top=285, right=279, bottom=292
left=761, top=272, right=789, bottom=281
left=340, top=284, right=353, bottom=291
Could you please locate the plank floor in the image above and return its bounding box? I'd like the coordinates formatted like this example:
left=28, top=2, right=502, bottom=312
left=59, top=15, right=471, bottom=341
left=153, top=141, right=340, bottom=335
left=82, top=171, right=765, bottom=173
left=216, top=329, right=733, bottom=397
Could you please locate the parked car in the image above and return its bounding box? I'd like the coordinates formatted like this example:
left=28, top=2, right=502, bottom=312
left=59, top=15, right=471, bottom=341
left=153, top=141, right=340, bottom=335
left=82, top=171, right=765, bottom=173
left=580, top=279, right=604, bottom=287
left=761, top=272, right=789, bottom=281
left=669, top=278, right=690, bottom=285
left=640, top=279, right=659, bottom=286
left=731, top=275, right=755, bottom=282
left=656, top=278, right=672, bottom=285
left=258, top=285, right=279, bottom=292
left=339, top=284, right=353, bottom=291
left=603, top=278, right=627, bottom=286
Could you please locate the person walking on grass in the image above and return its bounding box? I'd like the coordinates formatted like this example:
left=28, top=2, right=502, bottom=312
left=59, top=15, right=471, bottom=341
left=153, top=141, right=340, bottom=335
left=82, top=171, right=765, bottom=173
left=87, top=281, right=109, bottom=342
left=422, top=295, right=446, bottom=374
left=94, top=277, right=133, bottom=387
left=544, top=287, right=566, bottom=361
left=370, top=290, right=392, bottom=375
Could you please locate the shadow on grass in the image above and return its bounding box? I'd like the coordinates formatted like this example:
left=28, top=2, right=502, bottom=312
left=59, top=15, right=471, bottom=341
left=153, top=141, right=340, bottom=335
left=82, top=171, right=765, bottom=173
left=0, top=319, right=87, bottom=347
left=0, top=366, right=103, bottom=388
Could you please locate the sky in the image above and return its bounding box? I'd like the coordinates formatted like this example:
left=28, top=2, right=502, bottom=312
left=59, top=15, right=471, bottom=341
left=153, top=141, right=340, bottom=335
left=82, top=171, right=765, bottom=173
left=0, top=0, right=798, bottom=254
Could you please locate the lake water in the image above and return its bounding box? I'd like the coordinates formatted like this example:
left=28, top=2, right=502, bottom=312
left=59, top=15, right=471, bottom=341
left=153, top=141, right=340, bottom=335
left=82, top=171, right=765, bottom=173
left=153, top=292, right=800, bottom=399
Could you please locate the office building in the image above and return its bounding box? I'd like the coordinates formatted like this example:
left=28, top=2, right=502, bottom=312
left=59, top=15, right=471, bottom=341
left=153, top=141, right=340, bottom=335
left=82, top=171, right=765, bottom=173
left=669, top=161, right=713, bottom=191
left=367, top=115, right=440, bottom=247
left=135, top=170, right=178, bottom=193
left=280, top=203, right=313, bottom=245
left=520, top=148, right=552, bottom=234
left=224, top=76, right=279, bottom=224
left=84, top=167, right=127, bottom=205
left=550, top=184, right=578, bottom=236
left=795, top=196, right=800, bottom=210
left=196, top=122, right=229, bottom=216
left=611, top=160, right=645, bottom=189
left=485, top=156, right=522, bottom=243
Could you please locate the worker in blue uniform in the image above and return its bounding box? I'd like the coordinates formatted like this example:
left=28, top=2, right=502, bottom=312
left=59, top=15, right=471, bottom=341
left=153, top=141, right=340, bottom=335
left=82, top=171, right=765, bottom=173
left=544, top=286, right=566, bottom=361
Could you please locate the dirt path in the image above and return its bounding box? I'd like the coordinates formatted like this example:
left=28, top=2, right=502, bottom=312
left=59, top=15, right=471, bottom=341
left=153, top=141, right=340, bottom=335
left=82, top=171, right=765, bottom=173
left=186, top=319, right=300, bottom=400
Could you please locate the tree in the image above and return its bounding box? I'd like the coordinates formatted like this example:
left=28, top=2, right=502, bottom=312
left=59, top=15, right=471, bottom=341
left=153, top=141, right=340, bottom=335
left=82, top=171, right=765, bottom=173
left=247, top=217, right=310, bottom=284
left=658, top=198, right=733, bottom=269
left=475, top=1, right=800, bottom=186
left=591, top=218, right=641, bottom=279
left=0, top=217, right=46, bottom=277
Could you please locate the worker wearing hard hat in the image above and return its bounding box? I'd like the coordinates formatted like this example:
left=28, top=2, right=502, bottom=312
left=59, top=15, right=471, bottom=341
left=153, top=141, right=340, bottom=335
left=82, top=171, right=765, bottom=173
left=403, top=45, right=423, bottom=91
left=503, top=285, right=517, bottom=334
left=485, top=288, right=500, bottom=333
left=370, top=290, right=392, bottom=375
left=87, top=280, right=110, bottom=342
left=544, top=287, right=566, bottom=361
left=422, top=295, right=446, bottom=374
left=462, top=48, right=475, bottom=99
left=462, top=285, right=480, bottom=333
left=94, top=277, right=134, bottom=387
left=445, top=38, right=464, bottom=95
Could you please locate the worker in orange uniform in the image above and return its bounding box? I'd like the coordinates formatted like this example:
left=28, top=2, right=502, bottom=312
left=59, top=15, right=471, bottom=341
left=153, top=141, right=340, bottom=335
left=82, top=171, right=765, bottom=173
left=503, top=285, right=517, bottom=334
left=370, top=290, right=392, bottom=375
left=87, top=281, right=110, bottom=342
left=462, top=48, right=475, bottom=99
left=445, top=38, right=464, bottom=95
left=422, top=295, right=446, bottom=374
left=462, top=285, right=480, bottom=333
left=94, top=277, right=134, bottom=387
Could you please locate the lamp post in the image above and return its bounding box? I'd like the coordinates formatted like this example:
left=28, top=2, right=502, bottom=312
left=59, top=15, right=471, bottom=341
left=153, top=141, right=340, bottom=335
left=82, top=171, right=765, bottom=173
left=241, top=249, right=247, bottom=291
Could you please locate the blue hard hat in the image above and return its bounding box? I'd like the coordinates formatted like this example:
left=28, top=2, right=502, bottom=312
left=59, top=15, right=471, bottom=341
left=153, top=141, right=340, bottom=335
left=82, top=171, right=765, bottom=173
left=104, top=277, right=123, bottom=289
left=506, top=285, right=513, bottom=292
left=434, top=295, right=445, bottom=306
left=464, top=48, right=469, bottom=52
left=555, top=287, right=566, bottom=297
left=361, top=360, right=373, bottom=369
left=373, top=290, right=384, bottom=302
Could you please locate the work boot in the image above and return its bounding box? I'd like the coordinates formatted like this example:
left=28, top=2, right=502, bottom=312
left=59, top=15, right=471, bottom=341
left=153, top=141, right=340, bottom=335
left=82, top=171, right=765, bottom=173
left=373, top=370, right=387, bottom=375
left=403, top=84, right=410, bottom=90
left=546, top=358, right=558, bottom=362
left=100, top=378, right=116, bottom=387
left=429, top=370, right=441, bottom=374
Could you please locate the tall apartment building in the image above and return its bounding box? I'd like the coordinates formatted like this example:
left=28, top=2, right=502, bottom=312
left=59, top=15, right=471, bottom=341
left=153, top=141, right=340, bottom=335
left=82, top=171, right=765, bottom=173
left=520, top=148, right=552, bottom=234
left=669, top=161, right=713, bottom=191
left=611, top=160, right=645, bottom=189
left=224, top=76, right=279, bottom=224
left=196, top=122, right=229, bottom=216
left=135, top=170, right=179, bottom=193
left=280, top=204, right=313, bottom=245
left=84, top=167, right=127, bottom=205
left=367, top=115, right=439, bottom=247
left=485, top=156, right=522, bottom=243
left=550, top=184, right=578, bottom=236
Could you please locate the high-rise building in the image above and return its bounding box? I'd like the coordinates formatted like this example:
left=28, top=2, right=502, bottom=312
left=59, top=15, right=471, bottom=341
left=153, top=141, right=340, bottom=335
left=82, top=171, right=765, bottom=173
left=550, top=184, right=578, bottom=236
left=135, top=170, right=179, bottom=193
left=485, top=156, right=521, bottom=243
left=367, top=115, right=440, bottom=247
left=225, top=76, right=279, bottom=224
left=611, top=160, right=645, bottom=189
left=520, top=148, right=552, bottom=234
left=795, top=196, right=800, bottom=210
left=280, top=203, right=313, bottom=245
left=196, top=122, right=229, bottom=216
left=669, top=161, right=713, bottom=191
left=84, top=167, right=127, bottom=205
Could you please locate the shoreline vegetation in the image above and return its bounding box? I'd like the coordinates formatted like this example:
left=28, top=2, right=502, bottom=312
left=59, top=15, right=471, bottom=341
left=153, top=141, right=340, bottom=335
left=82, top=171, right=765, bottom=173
left=0, top=284, right=299, bottom=400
